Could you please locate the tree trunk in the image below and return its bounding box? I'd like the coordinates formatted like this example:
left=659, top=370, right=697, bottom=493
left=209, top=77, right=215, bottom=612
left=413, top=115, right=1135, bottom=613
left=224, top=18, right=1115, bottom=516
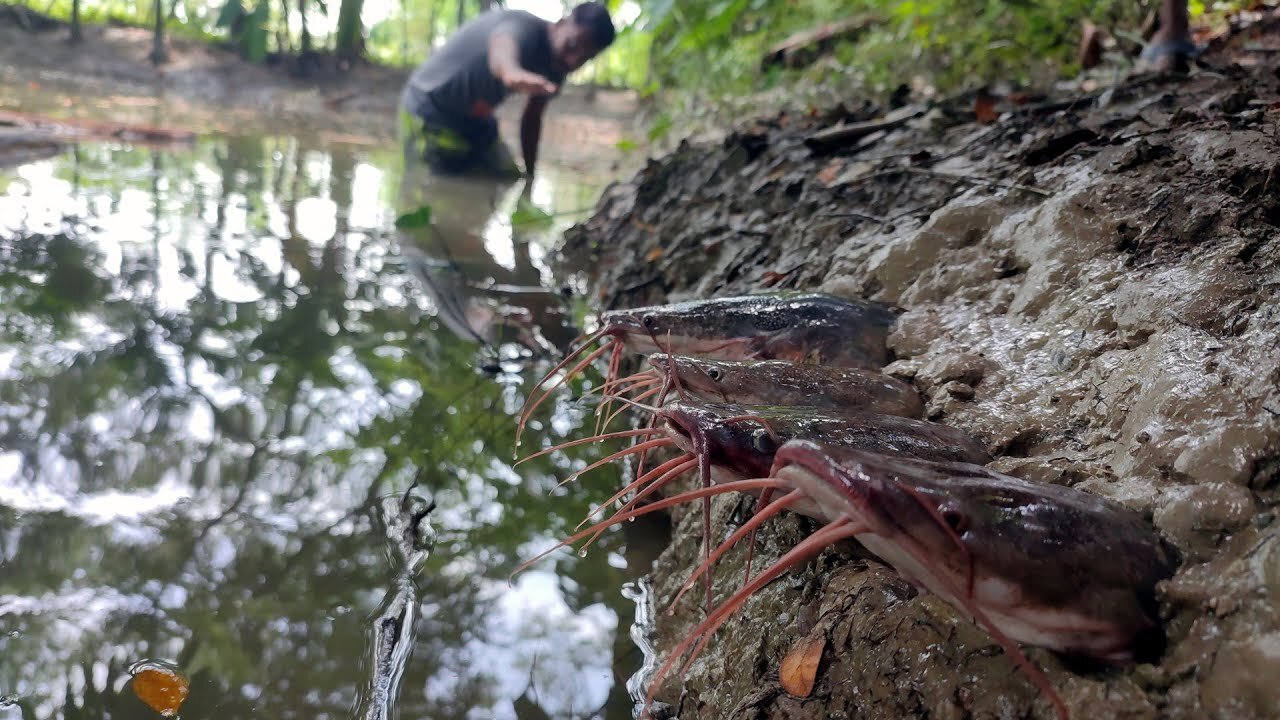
left=334, top=0, right=365, bottom=60
left=455, top=0, right=466, bottom=32
left=149, top=0, right=168, bottom=64
left=69, top=0, right=82, bottom=43
left=277, top=0, right=292, bottom=54
left=299, top=0, right=311, bottom=55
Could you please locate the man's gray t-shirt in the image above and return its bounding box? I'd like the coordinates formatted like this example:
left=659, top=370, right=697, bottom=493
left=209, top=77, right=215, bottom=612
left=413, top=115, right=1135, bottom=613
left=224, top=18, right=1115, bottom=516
left=401, top=10, right=564, bottom=121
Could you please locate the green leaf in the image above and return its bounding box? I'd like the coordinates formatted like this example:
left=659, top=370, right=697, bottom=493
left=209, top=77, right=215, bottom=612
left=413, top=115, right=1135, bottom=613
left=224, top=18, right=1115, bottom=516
left=614, top=138, right=639, bottom=152
left=510, top=198, right=553, bottom=229
left=394, top=205, right=433, bottom=229
left=647, top=114, right=674, bottom=142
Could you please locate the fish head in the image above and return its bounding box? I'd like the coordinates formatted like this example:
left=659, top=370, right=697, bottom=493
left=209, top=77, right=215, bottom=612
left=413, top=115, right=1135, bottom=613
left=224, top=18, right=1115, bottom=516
left=599, top=299, right=766, bottom=358
left=600, top=292, right=895, bottom=361
left=646, top=355, right=736, bottom=400
left=773, top=440, right=1178, bottom=660
left=656, top=401, right=785, bottom=478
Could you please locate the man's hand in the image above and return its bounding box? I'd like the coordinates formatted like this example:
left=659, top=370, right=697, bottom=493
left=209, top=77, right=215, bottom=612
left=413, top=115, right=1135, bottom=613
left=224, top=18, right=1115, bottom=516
left=501, top=68, right=558, bottom=96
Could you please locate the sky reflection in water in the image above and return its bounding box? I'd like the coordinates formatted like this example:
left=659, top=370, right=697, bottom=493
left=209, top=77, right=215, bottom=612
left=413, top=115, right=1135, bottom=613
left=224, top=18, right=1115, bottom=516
left=0, top=133, right=659, bottom=720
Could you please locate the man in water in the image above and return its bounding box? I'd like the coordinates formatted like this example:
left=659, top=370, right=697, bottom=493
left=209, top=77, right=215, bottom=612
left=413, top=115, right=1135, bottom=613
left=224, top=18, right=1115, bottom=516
left=400, top=3, right=615, bottom=179
left=1142, top=0, right=1197, bottom=71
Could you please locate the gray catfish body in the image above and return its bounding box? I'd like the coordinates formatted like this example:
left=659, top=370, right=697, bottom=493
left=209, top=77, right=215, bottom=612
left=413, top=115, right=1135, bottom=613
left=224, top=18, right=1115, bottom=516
left=601, top=293, right=898, bottom=369
left=647, top=355, right=924, bottom=418
left=773, top=440, right=1178, bottom=661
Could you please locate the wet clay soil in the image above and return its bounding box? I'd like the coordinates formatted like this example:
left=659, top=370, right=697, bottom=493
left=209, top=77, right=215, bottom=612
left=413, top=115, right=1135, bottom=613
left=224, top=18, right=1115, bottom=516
left=560, top=40, right=1280, bottom=720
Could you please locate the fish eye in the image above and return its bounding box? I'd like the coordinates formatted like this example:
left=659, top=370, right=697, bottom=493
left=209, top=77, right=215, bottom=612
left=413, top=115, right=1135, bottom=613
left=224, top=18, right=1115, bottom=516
left=707, top=368, right=723, bottom=381
left=642, top=314, right=657, bottom=329
left=751, top=430, right=777, bottom=454
left=941, top=509, right=969, bottom=534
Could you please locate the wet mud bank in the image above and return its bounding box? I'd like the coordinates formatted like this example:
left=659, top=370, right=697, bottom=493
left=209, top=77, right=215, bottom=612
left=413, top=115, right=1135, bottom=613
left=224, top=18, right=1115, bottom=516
left=560, top=63, right=1280, bottom=720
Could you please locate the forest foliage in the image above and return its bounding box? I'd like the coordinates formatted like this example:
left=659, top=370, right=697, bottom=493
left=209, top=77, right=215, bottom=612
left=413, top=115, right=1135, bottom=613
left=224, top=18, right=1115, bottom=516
left=6, top=0, right=1259, bottom=96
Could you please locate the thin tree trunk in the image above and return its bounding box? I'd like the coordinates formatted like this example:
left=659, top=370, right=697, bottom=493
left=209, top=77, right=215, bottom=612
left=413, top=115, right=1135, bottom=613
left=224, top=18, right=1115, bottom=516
left=398, top=0, right=407, bottom=62
left=423, top=1, right=437, bottom=51
left=334, top=0, right=365, bottom=60
left=278, top=0, right=293, bottom=54
left=149, top=0, right=168, bottom=64
left=69, top=0, right=82, bottom=43
left=299, top=0, right=311, bottom=54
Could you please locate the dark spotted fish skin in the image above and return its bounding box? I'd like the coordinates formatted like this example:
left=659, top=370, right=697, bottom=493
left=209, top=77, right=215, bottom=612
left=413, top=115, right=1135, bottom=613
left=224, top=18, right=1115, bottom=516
left=647, top=355, right=924, bottom=418
left=658, top=401, right=991, bottom=481
left=601, top=293, right=899, bottom=369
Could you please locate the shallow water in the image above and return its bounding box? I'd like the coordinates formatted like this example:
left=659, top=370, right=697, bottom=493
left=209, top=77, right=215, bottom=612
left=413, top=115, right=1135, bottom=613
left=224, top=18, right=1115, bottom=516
left=0, top=127, right=663, bottom=719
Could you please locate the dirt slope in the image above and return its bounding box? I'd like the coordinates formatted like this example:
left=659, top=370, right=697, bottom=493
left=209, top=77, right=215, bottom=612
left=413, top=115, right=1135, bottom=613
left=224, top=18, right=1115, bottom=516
left=561, top=57, right=1280, bottom=720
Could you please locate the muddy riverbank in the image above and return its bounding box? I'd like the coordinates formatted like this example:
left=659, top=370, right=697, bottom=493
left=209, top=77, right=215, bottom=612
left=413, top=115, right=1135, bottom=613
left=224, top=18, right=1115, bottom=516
left=560, top=40, right=1280, bottom=720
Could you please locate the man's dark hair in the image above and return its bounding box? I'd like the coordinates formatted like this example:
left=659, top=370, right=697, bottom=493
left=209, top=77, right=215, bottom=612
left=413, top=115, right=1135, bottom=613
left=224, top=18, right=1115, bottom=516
left=570, top=2, right=616, bottom=50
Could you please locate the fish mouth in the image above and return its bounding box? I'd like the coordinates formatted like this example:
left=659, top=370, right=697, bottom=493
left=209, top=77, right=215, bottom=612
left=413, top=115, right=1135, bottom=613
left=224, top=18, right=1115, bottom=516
left=772, top=440, right=883, bottom=526
left=599, top=311, right=644, bottom=337
left=646, top=354, right=722, bottom=396
left=645, top=353, right=672, bottom=373
left=659, top=409, right=702, bottom=456
left=600, top=312, right=756, bottom=358
left=771, top=441, right=968, bottom=599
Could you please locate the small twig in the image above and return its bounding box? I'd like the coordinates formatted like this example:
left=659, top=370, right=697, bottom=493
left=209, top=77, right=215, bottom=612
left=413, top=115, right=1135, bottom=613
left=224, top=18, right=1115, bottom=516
left=902, top=167, right=1051, bottom=197
left=804, top=105, right=925, bottom=153
left=822, top=210, right=885, bottom=223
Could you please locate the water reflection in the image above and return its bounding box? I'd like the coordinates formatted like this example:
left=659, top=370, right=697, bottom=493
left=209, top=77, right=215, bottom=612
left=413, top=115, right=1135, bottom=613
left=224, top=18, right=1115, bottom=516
left=0, top=132, right=661, bottom=720
left=395, top=162, right=593, bottom=357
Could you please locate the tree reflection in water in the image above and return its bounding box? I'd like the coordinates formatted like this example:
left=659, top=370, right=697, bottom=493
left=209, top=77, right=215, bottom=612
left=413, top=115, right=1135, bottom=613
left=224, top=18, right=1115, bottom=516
left=0, top=135, right=665, bottom=720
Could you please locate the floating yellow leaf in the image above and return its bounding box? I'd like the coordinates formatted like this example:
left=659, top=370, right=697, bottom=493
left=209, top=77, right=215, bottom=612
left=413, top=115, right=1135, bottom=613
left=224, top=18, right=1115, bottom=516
left=779, top=634, right=825, bottom=698
left=645, top=247, right=665, bottom=262
left=131, top=665, right=190, bottom=717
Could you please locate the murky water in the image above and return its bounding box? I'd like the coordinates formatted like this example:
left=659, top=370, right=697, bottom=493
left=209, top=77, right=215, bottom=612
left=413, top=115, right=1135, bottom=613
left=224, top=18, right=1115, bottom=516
left=0, top=128, right=664, bottom=719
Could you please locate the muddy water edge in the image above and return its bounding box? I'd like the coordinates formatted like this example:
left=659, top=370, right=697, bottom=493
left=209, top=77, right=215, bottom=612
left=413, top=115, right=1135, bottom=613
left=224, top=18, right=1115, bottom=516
left=561, top=65, right=1280, bottom=720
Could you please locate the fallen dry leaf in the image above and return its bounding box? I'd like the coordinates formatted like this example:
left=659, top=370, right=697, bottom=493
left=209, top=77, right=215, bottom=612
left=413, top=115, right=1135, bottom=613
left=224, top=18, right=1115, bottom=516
left=816, top=160, right=843, bottom=186
left=759, top=269, right=789, bottom=287
left=131, top=665, right=190, bottom=717
left=779, top=634, right=825, bottom=697
left=645, top=247, right=664, bottom=262
left=974, top=94, right=999, bottom=124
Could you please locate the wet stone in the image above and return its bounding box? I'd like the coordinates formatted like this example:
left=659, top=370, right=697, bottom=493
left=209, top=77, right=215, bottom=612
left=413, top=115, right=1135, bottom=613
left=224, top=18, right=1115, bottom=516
left=941, top=380, right=975, bottom=400
left=919, top=352, right=992, bottom=389
left=1153, top=482, right=1257, bottom=542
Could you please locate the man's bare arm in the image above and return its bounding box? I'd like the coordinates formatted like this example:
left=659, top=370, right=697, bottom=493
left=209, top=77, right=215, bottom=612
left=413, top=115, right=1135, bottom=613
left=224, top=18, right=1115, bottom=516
left=489, top=32, right=558, bottom=96
left=520, top=95, right=548, bottom=178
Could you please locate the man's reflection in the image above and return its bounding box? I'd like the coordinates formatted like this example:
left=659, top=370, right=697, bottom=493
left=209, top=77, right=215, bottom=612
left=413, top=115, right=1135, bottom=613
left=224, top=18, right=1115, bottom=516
left=397, top=169, right=578, bottom=357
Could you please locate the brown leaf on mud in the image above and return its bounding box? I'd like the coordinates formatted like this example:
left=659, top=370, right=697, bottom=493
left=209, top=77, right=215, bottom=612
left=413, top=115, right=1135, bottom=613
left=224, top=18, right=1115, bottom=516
left=131, top=666, right=190, bottom=717
left=816, top=160, right=844, bottom=186
left=759, top=269, right=789, bottom=287
left=974, top=93, right=999, bottom=124
left=645, top=247, right=664, bottom=262
left=779, top=634, right=825, bottom=697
